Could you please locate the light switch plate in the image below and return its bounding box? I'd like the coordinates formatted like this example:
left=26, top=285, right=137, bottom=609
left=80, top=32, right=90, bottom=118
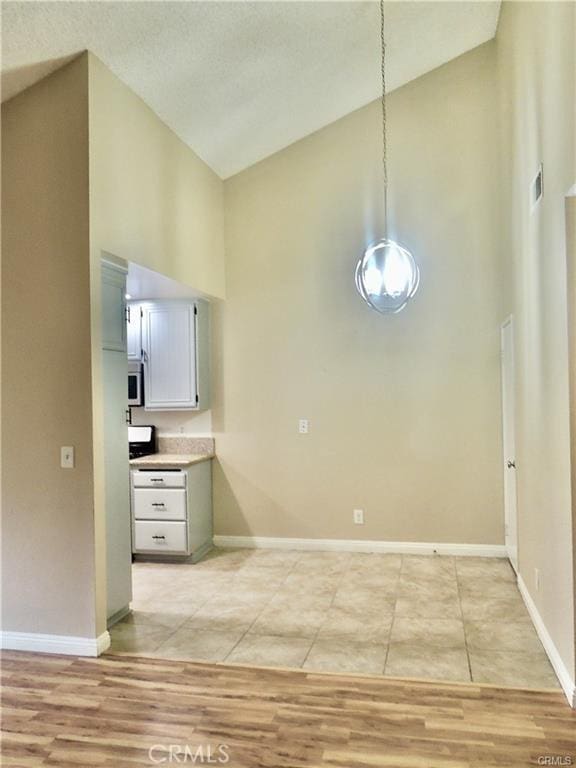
left=60, top=446, right=75, bottom=469
left=298, top=419, right=309, bottom=434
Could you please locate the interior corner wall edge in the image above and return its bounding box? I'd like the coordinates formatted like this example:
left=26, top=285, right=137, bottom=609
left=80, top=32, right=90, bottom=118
left=496, top=0, right=576, bottom=685
left=214, top=41, right=506, bottom=548
left=1, top=55, right=99, bottom=639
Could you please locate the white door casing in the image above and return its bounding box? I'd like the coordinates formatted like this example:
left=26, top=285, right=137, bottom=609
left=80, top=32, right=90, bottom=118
left=501, top=316, right=518, bottom=572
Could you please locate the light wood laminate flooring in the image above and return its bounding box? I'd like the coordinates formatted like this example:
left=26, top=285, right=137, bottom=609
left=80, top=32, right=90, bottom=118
left=1, top=650, right=575, bottom=767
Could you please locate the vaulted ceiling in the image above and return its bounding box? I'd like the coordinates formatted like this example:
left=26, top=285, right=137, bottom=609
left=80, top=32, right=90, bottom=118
left=2, top=1, right=501, bottom=177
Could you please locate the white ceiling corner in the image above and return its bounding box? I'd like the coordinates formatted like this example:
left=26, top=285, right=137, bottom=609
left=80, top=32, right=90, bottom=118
left=1, top=1, right=501, bottom=178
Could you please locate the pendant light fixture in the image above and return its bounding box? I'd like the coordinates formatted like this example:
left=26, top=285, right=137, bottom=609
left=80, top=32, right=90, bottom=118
left=355, top=0, right=419, bottom=314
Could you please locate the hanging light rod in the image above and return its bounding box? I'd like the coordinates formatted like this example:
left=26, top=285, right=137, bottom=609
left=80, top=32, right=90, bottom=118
left=355, top=0, right=420, bottom=315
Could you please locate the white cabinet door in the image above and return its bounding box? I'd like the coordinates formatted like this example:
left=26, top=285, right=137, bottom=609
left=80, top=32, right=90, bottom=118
left=142, top=302, right=198, bottom=410
left=126, top=303, right=142, bottom=361
left=101, top=264, right=127, bottom=352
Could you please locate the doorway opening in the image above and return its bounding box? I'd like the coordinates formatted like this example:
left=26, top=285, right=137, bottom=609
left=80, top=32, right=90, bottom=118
left=102, top=259, right=215, bottom=632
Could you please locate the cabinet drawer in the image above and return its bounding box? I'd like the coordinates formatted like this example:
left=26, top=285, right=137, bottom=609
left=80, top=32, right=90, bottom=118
left=133, top=521, right=188, bottom=554
left=132, top=470, right=186, bottom=488
left=133, top=488, right=186, bottom=521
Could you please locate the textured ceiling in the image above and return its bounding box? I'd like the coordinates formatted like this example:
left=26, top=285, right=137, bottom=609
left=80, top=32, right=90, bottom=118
left=1, top=1, right=500, bottom=178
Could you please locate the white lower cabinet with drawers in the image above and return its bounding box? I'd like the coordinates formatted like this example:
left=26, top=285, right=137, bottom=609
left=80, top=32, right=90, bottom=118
left=131, top=462, right=213, bottom=561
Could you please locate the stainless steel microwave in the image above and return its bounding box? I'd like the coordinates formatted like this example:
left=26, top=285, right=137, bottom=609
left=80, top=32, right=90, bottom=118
left=128, top=362, right=143, bottom=406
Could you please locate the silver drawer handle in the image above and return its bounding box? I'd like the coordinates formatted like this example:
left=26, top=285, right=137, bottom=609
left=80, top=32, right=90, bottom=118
left=150, top=478, right=164, bottom=483
left=151, top=502, right=165, bottom=507
left=152, top=535, right=166, bottom=540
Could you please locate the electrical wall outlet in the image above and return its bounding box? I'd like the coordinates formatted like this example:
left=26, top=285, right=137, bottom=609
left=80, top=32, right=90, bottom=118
left=534, top=568, right=540, bottom=591
left=60, top=446, right=75, bottom=469
left=298, top=419, right=309, bottom=434
left=353, top=509, right=364, bottom=525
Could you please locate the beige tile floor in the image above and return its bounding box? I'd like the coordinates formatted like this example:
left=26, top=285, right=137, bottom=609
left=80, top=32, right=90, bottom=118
left=108, top=548, right=560, bottom=689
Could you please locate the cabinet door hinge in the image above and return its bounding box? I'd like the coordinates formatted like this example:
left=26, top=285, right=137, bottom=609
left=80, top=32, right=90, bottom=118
left=125, top=306, right=130, bottom=322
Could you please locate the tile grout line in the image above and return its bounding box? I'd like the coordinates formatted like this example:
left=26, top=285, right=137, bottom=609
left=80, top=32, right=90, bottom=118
left=124, top=552, right=277, bottom=660
left=111, top=566, right=219, bottom=655
left=221, top=549, right=307, bottom=663
left=154, top=560, right=248, bottom=661
left=300, top=553, right=401, bottom=674
left=299, top=552, right=355, bottom=669
left=454, top=560, right=474, bottom=683
left=383, top=555, right=403, bottom=676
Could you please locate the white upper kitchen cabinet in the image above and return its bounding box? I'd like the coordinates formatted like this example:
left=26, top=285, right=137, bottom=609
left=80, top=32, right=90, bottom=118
left=101, top=262, right=127, bottom=352
left=142, top=300, right=210, bottom=411
left=126, top=303, right=142, bottom=361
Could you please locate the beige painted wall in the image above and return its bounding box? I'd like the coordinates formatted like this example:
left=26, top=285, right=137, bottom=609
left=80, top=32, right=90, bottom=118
left=1, top=57, right=98, bottom=636
left=214, top=42, right=505, bottom=544
left=496, top=1, right=576, bottom=682
left=87, top=53, right=226, bottom=632
left=87, top=53, right=226, bottom=300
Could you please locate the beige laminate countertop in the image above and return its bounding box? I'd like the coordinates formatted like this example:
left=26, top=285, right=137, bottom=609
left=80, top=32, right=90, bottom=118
left=129, top=453, right=214, bottom=469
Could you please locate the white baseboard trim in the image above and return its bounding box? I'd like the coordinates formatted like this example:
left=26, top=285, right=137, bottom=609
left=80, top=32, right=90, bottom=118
left=517, top=575, right=576, bottom=707
left=213, top=536, right=506, bottom=558
left=1, top=630, right=111, bottom=657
